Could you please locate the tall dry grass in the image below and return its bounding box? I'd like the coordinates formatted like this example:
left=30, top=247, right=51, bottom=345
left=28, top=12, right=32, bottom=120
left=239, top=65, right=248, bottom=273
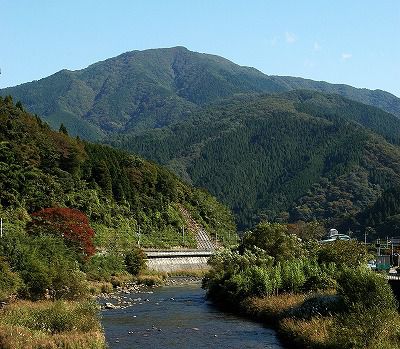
left=279, top=316, right=332, bottom=349
left=0, top=300, right=106, bottom=349
left=242, top=293, right=308, bottom=324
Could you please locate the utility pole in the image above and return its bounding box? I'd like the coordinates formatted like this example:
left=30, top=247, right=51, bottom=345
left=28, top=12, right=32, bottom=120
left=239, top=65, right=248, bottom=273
left=137, top=224, right=141, bottom=248
left=377, top=238, right=381, bottom=256
left=0, top=218, right=3, bottom=238
left=182, top=226, right=185, bottom=245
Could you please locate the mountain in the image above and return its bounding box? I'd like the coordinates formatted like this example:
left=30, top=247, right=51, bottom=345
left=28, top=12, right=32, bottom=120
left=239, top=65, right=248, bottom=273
left=2, top=47, right=400, bottom=234
left=104, top=91, right=400, bottom=231
left=0, top=95, right=236, bottom=248
left=1, top=47, right=399, bottom=140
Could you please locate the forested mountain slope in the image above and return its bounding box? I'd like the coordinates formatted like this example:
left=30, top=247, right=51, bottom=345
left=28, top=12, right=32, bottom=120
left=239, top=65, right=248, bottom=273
left=105, top=91, right=400, bottom=230
left=339, top=186, right=400, bottom=239
left=0, top=96, right=235, bottom=248
left=1, top=47, right=399, bottom=140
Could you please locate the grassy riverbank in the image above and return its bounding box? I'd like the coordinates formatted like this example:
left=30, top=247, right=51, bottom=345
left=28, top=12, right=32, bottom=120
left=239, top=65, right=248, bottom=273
left=0, top=300, right=106, bottom=349
left=202, top=222, right=400, bottom=349
left=239, top=291, right=400, bottom=349
left=206, top=280, right=400, bottom=349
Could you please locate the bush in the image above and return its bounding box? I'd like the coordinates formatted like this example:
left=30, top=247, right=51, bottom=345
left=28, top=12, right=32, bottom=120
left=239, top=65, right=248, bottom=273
left=331, top=305, right=400, bottom=349
left=125, top=247, right=146, bottom=276
left=241, top=221, right=305, bottom=262
left=0, top=258, right=22, bottom=300
left=328, top=267, right=400, bottom=348
left=83, top=253, right=126, bottom=281
left=302, top=273, right=337, bottom=292
left=338, top=267, right=397, bottom=310
left=136, top=274, right=165, bottom=286
left=280, top=259, right=306, bottom=293
left=14, top=235, right=89, bottom=300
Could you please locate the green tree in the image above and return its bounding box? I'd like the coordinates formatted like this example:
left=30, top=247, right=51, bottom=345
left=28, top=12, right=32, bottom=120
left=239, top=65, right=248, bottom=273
left=318, top=240, right=370, bottom=268
left=125, top=247, right=146, bottom=276
left=241, top=221, right=304, bottom=262
left=59, top=123, right=69, bottom=135
left=15, top=101, right=24, bottom=111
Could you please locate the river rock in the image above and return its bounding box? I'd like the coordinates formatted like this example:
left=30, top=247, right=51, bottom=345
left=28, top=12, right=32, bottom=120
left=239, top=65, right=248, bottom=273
left=104, top=302, right=119, bottom=309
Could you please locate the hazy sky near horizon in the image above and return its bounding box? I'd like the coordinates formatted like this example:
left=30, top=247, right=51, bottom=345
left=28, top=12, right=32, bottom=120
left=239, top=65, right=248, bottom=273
left=1, top=1, right=399, bottom=97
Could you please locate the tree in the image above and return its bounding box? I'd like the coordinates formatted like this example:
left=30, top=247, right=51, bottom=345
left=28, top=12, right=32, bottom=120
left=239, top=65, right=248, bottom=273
left=125, top=247, right=146, bottom=276
left=241, top=221, right=305, bottom=262
left=15, top=101, right=24, bottom=111
left=59, top=123, right=68, bottom=135
left=93, top=160, right=112, bottom=196
left=27, top=208, right=95, bottom=259
left=287, top=221, right=325, bottom=241
left=317, top=240, right=370, bottom=268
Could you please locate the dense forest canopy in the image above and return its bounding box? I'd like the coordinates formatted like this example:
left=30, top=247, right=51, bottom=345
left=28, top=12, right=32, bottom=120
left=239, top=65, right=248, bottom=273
left=105, top=91, right=400, bottom=236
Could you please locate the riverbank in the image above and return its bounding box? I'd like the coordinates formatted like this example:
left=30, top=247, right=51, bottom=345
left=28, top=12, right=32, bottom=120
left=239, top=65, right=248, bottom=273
left=202, top=241, right=400, bottom=349
left=210, top=289, right=400, bottom=349
left=0, top=300, right=106, bottom=349
left=238, top=292, right=332, bottom=349
left=0, top=275, right=203, bottom=349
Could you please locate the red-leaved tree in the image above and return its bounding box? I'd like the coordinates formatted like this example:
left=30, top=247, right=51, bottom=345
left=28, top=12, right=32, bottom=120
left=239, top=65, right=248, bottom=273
left=28, top=208, right=95, bottom=259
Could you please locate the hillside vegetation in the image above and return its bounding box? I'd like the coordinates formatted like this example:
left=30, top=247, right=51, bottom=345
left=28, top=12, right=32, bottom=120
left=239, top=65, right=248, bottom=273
left=106, top=91, right=400, bottom=233
left=0, top=95, right=235, bottom=249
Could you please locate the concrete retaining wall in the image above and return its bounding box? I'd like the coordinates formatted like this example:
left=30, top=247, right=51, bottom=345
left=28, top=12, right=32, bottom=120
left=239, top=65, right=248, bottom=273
left=146, top=256, right=210, bottom=272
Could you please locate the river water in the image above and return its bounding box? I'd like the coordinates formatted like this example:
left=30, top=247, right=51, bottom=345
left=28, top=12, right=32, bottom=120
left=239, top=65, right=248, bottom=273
left=101, top=283, right=284, bottom=349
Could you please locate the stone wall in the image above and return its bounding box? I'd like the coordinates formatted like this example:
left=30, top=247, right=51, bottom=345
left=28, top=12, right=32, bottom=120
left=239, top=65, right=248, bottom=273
left=146, top=256, right=210, bottom=272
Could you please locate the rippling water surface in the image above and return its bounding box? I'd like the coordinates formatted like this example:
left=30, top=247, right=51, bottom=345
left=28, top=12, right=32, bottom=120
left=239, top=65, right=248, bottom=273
left=101, top=284, right=284, bottom=349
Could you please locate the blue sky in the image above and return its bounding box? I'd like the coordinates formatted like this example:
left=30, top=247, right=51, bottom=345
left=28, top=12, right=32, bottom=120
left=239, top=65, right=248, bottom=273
left=1, top=0, right=399, bottom=97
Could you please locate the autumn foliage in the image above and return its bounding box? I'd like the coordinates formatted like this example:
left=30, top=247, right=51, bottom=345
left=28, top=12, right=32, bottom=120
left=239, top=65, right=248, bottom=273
left=28, top=208, right=95, bottom=258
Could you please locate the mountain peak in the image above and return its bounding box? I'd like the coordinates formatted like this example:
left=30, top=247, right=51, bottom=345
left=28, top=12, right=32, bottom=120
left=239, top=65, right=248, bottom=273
left=1, top=47, right=400, bottom=137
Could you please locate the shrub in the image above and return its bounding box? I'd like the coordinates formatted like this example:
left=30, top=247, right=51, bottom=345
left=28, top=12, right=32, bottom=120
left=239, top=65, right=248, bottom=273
left=330, top=306, right=400, bottom=349
left=338, top=267, right=397, bottom=310
left=241, top=221, right=305, bottom=262
left=280, top=259, right=306, bottom=293
left=0, top=258, right=22, bottom=300
left=125, top=247, right=146, bottom=276
left=0, top=300, right=106, bottom=349
left=83, top=253, right=126, bottom=282
left=16, top=235, right=89, bottom=300
left=328, top=267, right=400, bottom=348
left=136, top=274, right=164, bottom=286
left=0, top=300, right=100, bottom=333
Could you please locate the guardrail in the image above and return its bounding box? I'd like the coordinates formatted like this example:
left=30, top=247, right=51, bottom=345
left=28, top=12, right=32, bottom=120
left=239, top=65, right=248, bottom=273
left=144, top=249, right=215, bottom=259
left=387, top=274, right=400, bottom=281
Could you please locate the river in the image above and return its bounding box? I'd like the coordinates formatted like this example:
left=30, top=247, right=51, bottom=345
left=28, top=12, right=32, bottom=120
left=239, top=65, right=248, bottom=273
left=101, top=283, right=284, bottom=349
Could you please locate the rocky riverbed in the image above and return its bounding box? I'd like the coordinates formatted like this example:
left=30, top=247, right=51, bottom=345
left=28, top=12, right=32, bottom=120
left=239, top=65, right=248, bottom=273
left=98, top=276, right=202, bottom=310
left=100, top=283, right=285, bottom=349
